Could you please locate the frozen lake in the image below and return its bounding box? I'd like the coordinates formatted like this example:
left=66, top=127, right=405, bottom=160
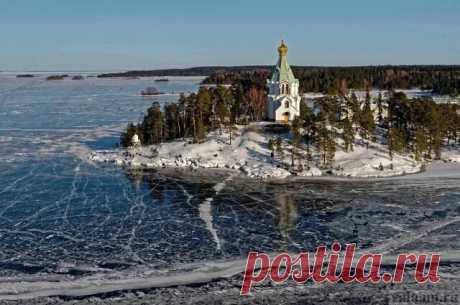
left=0, top=74, right=459, bottom=302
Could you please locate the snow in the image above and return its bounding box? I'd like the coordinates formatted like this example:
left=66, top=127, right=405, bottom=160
left=91, top=124, right=298, bottom=179
left=333, top=139, right=422, bottom=178
left=303, top=89, right=459, bottom=105
left=90, top=123, right=460, bottom=180
left=442, top=145, right=460, bottom=163
left=2, top=249, right=460, bottom=300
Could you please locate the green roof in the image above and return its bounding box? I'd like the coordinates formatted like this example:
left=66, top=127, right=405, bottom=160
left=271, top=53, right=296, bottom=82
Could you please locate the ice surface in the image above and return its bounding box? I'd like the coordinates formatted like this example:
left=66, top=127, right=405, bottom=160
left=1, top=75, right=459, bottom=302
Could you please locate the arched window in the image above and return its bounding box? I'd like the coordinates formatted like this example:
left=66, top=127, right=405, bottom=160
left=280, top=83, right=290, bottom=95
left=285, top=100, right=290, bottom=108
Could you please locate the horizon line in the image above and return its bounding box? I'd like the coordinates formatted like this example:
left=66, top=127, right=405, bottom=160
left=3, top=63, right=460, bottom=73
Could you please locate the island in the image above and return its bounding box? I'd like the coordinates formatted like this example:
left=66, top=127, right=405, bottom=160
left=141, top=87, right=163, bottom=96
left=46, top=74, right=69, bottom=80
left=91, top=41, right=460, bottom=179
left=16, top=74, right=35, bottom=78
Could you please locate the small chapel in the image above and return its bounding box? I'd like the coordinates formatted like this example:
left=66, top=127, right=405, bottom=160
left=266, top=40, right=301, bottom=122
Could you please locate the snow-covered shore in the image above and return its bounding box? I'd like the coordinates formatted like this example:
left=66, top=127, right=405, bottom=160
left=89, top=123, right=459, bottom=180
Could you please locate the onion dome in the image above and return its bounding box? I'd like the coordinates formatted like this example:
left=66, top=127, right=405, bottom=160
left=278, top=40, right=288, bottom=56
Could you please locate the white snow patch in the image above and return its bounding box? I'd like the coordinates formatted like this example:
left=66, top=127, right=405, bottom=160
left=89, top=123, right=459, bottom=180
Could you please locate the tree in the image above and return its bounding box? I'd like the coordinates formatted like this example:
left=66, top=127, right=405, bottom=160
left=388, top=127, right=406, bottom=158
left=316, top=123, right=335, bottom=167
left=247, top=86, right=267, bottom=121
left=349, top=92, right=361, bottom=128
left=326, top=133, right=336, bottom=167
left=376, top=92, right=384, bottom=125
left=226, top=121, right=237, bottom=145
left=215, top=100, right=229, bottom=135
left=414, top=127, right=428, bottom=161
left=359, top=90, right=376, bottom=146
left=141, top=102, right=164, bottom=145
left=275, top=137, right=284, bottom=162
left=300, top=102, right=316, bottom=149
left=195, top=116, right=206, bottom=143
left=120, top=123, right=139, bottom=147
left=290, top=118, right=303, bottom=168
left=268, top=138, right=275, bottom=158
left=342, top=118, right=355, bottom=152
left=164, top=103, right=181, bottom=141
left=196, top=87, right=212, bottom=126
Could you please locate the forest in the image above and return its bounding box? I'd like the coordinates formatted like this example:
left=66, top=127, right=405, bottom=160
left=99, top=65, right=460, bottom=96
left=121, top=79, right=267, bottom=147
left=121, top=75, right=459, bottom=168
left=202, top=65, right=460, bottom=96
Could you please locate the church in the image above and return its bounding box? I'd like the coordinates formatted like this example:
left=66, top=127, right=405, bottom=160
left=266, top=40, right=301, bottom=122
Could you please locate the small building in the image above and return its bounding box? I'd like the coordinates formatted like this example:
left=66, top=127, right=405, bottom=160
left=266, top=40, right=301, bottom=122
left=131, top=133, right=141, bottom=147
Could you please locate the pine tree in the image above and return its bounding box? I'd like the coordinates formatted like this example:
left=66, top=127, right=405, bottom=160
left=377, top=92, right=384, bottom=125
left=227, top=121, right=237, bottom=145
left=300, top=102, right=316, bottom=149
left=196, top=87, right=212, bottom=126
left=164, top=103, right=181, bottom=141
left=290, top=118, right=302, bottom=168
left=141, top=102, right=164, bottom=145
left=388, top=127, right=406, bottom=158
left=316, top=123, right=335, bottom=167
left=349, top=92, right=361, bottom=128
left=414, top=127, right=428, bottom=161
left=359, top=90, right=376, bottom=146
left=275, top=137, right=283, bottom=162
left=195, top=116, right=206, bottom=143
left=326, top=133, right=336, bottom=167
left=120, top=123, right=139, bottom=147
left=268, top=138, right=275, bottom=158
left=342, top=118, right=355, bottom=152
left=215, top=100, right=229, bottom=135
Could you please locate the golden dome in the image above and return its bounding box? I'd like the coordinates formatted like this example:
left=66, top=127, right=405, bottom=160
left=278, top=40, right=288, bottom=56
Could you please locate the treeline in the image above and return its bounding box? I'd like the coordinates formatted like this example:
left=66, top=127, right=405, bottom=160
left=385, top=92, right=459, bottom=160
left=121, top=86, right=459, bottom=170
left=120, top=82, right=267, bottom=147
left=97, top=66, right=271, bottom=78
left=293, top=91, right=460, bottom=168
left=202, top=65, right=460, bottom=96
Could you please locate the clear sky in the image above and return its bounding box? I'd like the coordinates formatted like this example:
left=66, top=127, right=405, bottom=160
left=1, top=0, right=459, bottom=71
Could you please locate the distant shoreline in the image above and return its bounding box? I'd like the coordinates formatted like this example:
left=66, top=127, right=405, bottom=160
left=95, top=64, right=460, bottom=78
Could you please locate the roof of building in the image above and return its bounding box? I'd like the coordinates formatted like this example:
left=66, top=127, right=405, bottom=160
left=271, top=40, right=296, bottom=83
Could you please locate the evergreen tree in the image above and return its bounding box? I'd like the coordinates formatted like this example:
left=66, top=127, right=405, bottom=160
left=215, top=100, right=229, bottom=135
left=359, top=90, right=376, bottom=146
left=376, top=92, right=384, bottom=125
left=414, top=127, right=428, bottom=161
left=195, top=116, right=206, bottom=143
left=120, top=123, right=139, bottom=147
left=196, top=87, right=212, bottom=126
left=388, top=127, right=406, bottom=158
left=268, top=138, right=275, bottom=158
left=275, top=137, right=283, bottom=162
left=164, top=103, right=181, bottom=141
left=290, top=118, right=302, bottom=168
left=300, top=102, right=316, bottom=149
left=326, top=133, right=336, bottom=167
left=316, top=123, right=335, bottom=167
left=342, top=118, right=355, bottom=152
left=141, top=102, right=164, bottom=145
left=349, top=92, right=361, bottom=129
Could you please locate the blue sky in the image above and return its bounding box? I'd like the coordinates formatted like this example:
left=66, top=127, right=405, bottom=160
left=1, top=0, right=459, bottom=71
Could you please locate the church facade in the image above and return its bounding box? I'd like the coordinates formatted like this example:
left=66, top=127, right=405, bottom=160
left=266, top=40, right=301, bottom=122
